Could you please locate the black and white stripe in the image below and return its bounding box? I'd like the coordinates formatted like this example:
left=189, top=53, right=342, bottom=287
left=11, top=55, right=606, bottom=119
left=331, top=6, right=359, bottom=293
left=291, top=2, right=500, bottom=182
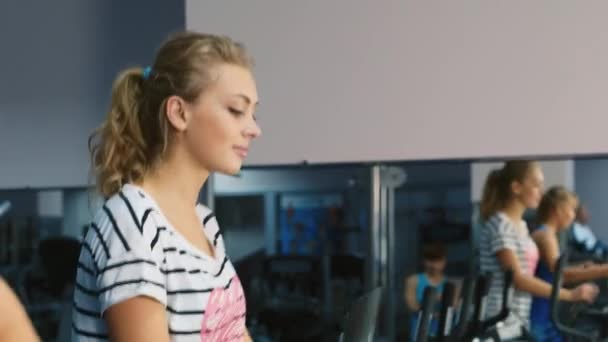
left=119, top=191, right=141, bottom=232
left=479, top=212, right=535, bottom=330
left=72, top=184, right=242, bottom=342
left=102, top=205, right=130, bottom=252
left=150, top=226, right=167, bottom=250
left=98, top=259, right=157, bottom=275
left=89, top=223, right=110, bottom=259
left=203, top=213, right=215, bottom=226
left=72, top=323, right=108, bottom=339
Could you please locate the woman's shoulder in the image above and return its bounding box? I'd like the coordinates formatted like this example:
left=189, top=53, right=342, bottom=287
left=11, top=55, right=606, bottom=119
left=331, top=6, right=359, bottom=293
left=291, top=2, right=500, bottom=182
left=86, top=184, right=161, bottom=252
left=531, top=225, right=555, bottom=242
left=483, top=212, right=512, bottom=232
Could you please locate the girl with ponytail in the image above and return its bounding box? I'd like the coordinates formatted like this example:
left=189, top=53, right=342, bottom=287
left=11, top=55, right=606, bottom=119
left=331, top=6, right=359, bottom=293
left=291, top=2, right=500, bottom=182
left=73, top=32, right=261, bottom=341
left=530, top=187, right=608, bottom=341
left=478, top=161, right=597, bottom=339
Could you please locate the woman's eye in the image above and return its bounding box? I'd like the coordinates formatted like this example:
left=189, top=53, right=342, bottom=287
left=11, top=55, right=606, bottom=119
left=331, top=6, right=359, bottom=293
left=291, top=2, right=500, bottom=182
left=229, top=108, right=244, bottom=116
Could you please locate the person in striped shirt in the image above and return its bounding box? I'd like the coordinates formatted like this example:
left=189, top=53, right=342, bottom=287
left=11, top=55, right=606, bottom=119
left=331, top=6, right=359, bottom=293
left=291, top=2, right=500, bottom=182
left=478, top=160, right=597, bottom=340
left=72, top=31, right=261, bottom=342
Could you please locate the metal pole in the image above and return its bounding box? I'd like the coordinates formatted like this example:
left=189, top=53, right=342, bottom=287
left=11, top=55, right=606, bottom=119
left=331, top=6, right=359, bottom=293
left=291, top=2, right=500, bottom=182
left=380, top=166, right=406, bottom=342
left=367, top=165, right=382, bottom=291
left=380, top=185, right=388, bottom=289
left=386, top=183, right=396, bottom=342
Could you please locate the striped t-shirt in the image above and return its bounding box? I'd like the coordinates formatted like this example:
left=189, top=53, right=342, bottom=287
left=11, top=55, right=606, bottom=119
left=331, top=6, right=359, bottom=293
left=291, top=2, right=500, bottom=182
left=479, top=212, right=539, bottom=332
left=72, top=184, right=246, bottom=341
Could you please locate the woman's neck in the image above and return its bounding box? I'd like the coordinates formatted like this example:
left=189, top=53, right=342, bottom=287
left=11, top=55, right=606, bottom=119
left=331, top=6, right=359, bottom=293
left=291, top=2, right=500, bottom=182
left=502, top=201, right=526, bottom=224
left=139, top=151, right=209, bottom=210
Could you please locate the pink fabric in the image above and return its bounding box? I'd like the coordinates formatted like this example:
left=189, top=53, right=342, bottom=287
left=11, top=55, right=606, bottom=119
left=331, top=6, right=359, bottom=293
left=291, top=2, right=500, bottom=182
left=200, top=276, right=247, bottom=341
left=526, top=239, right=540, bottom=276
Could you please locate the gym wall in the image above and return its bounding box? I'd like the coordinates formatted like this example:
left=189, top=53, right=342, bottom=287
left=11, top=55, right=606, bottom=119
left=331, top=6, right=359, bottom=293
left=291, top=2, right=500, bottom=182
left=186, top=1, right=608, bottom=166
left=0, top=0, right=184, bottom=189
left=575, top=159, right=608, bottom=242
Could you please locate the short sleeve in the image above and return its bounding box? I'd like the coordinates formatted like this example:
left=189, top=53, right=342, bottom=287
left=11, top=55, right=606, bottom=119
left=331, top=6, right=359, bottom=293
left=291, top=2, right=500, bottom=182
left=487, top=218, right=518, bottom=255
left=86, top=198, right=166, bottom=315
left=96, top=248, right=166, bottom=314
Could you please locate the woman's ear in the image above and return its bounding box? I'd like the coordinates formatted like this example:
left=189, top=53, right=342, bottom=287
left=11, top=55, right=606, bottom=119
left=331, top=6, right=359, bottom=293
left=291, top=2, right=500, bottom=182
left=510, top=180, right=523, bottom=196
left=165, top=96, right=189, bottom=131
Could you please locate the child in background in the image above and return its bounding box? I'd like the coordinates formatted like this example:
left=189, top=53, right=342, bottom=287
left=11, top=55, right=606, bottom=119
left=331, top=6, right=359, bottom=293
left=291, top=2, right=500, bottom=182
left=405, top=242, right=448, bottom=340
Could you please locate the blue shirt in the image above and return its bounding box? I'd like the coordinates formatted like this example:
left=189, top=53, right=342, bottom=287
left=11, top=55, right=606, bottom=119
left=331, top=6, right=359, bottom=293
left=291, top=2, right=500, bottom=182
left=530, top=225, right=563, bottom=342
left=410, top=273, right=445, bottom=340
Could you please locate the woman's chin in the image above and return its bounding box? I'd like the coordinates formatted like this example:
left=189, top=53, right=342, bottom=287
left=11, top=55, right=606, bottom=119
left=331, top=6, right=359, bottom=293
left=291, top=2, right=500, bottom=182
left=217, top=162, right=243, bottom=176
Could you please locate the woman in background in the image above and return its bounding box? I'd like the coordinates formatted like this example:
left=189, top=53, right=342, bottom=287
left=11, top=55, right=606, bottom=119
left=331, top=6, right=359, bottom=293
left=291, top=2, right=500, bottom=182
left=478, top=160, right=597, bottom=339
left=531, top=186, right=608, bottom=341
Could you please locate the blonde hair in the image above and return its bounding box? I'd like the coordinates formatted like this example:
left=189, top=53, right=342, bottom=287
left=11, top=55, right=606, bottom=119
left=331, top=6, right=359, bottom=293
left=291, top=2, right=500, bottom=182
left=89, top=32, right=253, bottom=198
left=537, top=186, right=578, bottom=223
left=480, top=160, right=539, bottom=220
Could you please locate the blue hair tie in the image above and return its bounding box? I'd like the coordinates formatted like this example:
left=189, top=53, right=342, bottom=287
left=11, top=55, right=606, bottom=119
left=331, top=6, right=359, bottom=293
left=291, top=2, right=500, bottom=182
left=142, top=66, right=152, bottom=80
